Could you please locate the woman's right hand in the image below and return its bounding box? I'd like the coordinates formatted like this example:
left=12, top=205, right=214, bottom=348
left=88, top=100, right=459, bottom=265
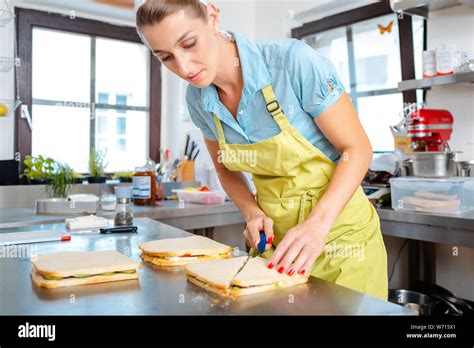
left=243, top=214, right=274, bottom=251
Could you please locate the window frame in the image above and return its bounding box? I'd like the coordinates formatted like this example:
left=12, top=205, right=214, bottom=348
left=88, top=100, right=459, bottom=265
left=291, top=0, right=422, bottom=116
left=15, top=8, right=162, bottom=173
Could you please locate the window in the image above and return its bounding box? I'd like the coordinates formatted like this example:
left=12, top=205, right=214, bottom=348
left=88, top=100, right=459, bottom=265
left=30, top=28, right=149, bottom=172
left=16, top=9, right=161, bottom=175
left=294, top=2, right=424, bottom=152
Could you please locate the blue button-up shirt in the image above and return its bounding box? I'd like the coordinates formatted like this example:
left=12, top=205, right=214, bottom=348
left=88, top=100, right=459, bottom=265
left=185, top=31, right=346, bottom=163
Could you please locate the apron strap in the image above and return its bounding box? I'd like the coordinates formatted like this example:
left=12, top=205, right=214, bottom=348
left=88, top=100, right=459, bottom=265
left=213, top=114, right=227, bottom=146
left=261, top=84, right=291, bottom=131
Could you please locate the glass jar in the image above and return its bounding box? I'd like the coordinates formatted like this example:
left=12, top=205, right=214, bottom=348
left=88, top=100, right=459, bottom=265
left=132, top=159, right=157, bottom=205
left=114, top=186, right=133, bottom=226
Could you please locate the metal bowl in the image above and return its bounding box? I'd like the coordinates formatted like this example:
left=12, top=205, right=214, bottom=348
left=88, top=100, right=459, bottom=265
left=389, top=289, right=433, bottom=315
left=409, top=152, right=456, bottom=178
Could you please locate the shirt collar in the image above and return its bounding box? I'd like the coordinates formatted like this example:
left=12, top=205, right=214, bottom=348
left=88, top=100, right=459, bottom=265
left=201, top=31, right=272, bottom=114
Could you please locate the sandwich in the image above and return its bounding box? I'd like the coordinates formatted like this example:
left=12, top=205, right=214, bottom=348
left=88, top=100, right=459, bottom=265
left=31, top=250, right=140, bottom=289
left=185, top=256, right=309, bottom=297
left=139, top=235, right=234, bottom=267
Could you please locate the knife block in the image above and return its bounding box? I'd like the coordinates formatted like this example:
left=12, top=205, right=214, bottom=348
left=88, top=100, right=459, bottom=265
left=178, top=160, right=195, bottom=182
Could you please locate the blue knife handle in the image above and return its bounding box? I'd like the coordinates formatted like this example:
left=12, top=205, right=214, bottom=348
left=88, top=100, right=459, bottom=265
left=257, top=231, right=267, bottom=254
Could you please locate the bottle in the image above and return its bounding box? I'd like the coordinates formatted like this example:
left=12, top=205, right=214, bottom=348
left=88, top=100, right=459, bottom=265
left=114, top=186, right=133, bottom=226
left=132, top=159, right=157, bottom=205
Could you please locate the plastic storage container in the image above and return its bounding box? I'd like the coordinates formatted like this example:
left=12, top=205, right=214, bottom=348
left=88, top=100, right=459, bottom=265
left=390, top=177, right=474, bottom=215
left=172, top=189, right=226, bottom=205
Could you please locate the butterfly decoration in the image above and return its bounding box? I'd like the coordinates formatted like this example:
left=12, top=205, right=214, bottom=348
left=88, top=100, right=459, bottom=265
left=377, top=20, right=394, bottom=35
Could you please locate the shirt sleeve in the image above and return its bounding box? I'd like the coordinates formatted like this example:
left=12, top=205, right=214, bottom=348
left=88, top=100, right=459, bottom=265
left=185, top=85, right=217, bottom=141
left=286, top=40, right=346, bottom=118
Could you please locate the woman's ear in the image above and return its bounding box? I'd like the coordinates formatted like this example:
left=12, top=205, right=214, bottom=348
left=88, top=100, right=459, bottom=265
left=206, top=3, right=220, bottom=30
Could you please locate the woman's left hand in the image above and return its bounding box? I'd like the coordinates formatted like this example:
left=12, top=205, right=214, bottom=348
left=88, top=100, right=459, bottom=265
left=266, top=219, right=330, bottom=277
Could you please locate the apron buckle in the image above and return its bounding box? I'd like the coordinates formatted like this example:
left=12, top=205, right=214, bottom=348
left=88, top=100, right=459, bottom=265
left=265, top=100, right=280, bottom=114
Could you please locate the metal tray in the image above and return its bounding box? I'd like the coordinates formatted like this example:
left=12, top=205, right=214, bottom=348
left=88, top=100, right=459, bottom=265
left=36, top=198, right=97, bottom=215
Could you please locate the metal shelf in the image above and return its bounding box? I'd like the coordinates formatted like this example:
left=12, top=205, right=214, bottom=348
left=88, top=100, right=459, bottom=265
left=391, top=0, right=464, bottom=13
left=398, top=71, right=474, bottom=91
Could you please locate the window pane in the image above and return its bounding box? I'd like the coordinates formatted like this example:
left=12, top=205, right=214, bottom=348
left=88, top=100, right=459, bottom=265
left=95, top=38, right=149, bottom=107
left=116, top=139, right=126, bottom=152
left=95, top=109, right=147, bottom=172
left=357, top=93, right=404, bottom=152
left=352, top=14, right=401, bottom=91
left=303, top=27, right=351, bottom=92
left=116, top=117, right=126, bottom=135
left=97, top=115, right=108, bottom=134
left=98, top=92, right=109, bottom=104
left=32, top=28, right=91, bottom=102
left=32, top=105, right=90, bottom=172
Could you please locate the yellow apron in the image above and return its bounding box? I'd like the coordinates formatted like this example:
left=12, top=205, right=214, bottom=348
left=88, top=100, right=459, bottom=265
left=213, top=84, right=388, bottom=300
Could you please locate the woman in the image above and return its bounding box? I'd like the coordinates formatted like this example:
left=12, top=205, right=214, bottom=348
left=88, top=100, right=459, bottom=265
left=136, top=0, right=388, bottom=300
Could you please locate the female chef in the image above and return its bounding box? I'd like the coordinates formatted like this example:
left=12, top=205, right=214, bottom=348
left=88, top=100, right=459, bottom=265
left=136, top=0, right=388, bottom=300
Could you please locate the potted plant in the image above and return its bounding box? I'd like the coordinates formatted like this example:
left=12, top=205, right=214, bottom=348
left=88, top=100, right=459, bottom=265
left=87, top=149, right=108, bottom=183
left=46, top=163, right=75, bottom=198
left=112, top=171, right=134, bottom=183
left=72, top=171, right=85, bottom=184
left=20, top=155, right=56, bottom=184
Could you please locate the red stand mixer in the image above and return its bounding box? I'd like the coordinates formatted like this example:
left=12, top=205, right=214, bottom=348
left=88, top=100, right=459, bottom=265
left=405, top=108, right=454, bottom=152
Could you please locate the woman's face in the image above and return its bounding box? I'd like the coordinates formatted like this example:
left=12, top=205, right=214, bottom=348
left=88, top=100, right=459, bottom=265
left=139, top=8, right=220, bottom=88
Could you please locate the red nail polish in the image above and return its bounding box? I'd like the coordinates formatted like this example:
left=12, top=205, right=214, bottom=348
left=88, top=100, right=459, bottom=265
left=278, top=267, right=284, bottom=274
left=288, top=269, right=295, bottom=276
left=268, top=236, right=274, bottom=244
left=299, top=269, right=306, bottom=275
left=267, top=263, right=274, bottom=269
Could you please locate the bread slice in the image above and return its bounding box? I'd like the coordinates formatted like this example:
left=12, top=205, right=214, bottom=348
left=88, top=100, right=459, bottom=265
left=139, top=235, right=234, bottom=257
left=185, top=256, right=309, bottom=297
left=232, top=257, right=308, bottom=287
left=31, top=250, right=141, bottom=278
left=185, top=256, right=247, bottom=291
left=31, top=269, right=139, bottom=289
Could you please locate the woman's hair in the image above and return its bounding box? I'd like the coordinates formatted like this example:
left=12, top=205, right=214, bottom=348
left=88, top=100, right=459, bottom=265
left=136, top=0, right=208, bottom=29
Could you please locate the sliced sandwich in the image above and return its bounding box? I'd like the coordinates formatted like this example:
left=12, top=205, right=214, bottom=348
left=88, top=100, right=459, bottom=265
left=31, top=250, right=140, bottom=289
left=139, top=235, right=234, bottom=267
left=185, top=256, right=309, bottom=297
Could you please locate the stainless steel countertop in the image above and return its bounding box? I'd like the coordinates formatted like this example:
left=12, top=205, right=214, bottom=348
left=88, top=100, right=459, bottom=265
left=377, top=207, right=474, bottom=231
left=0, top=217, right=413, bottom=315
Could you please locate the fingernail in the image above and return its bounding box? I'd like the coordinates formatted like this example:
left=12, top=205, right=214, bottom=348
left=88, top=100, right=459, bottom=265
left=287, top=269, right=295, bottom=276
left=299, top=269, right=306, bottom=275
left=267, top=236, right=274, bottom=244
left=278, top=266, right=284, bottom=274
left=267, top=263, right=274, bottom=269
